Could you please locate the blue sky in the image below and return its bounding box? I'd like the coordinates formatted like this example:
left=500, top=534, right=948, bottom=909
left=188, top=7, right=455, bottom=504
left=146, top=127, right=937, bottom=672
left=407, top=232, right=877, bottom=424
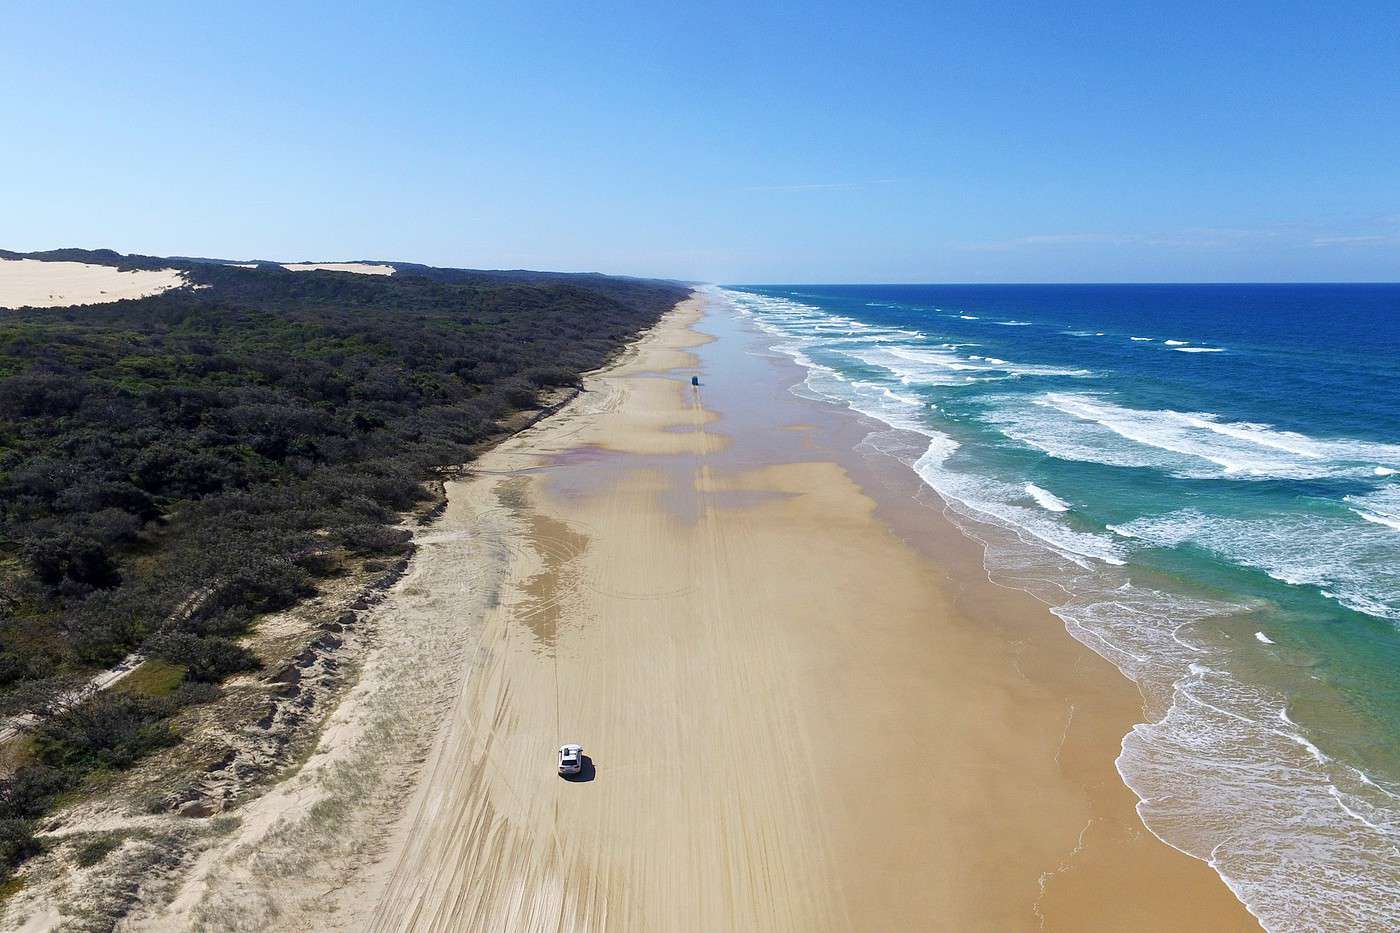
left=2, top=1, right=1397, bottom=282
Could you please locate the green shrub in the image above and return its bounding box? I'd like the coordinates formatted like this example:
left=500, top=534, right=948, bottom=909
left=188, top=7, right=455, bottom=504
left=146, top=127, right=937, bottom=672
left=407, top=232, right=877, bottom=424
left=142, top=633, right=259, bottom=683
left=33, top=692, right=180, bottom=773
left=74, top=834, right=122, bottom=868
left=0, top=820, right=39, bottom=878
left=503, top=382, right=538, bottom=409
left=115, top=659, right=186, bottom=697
left=23, top=535, right=121, bottom=590
left=526, top=366, right=579, bottom=388
left=338, top=524, right=412, bottom=555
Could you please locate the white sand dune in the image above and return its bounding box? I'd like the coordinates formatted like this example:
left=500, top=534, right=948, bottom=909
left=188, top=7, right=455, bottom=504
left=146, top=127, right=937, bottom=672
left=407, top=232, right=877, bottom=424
left=281, top=262, right=395, bottom=275
left=0, top=258, right=186, bottom=309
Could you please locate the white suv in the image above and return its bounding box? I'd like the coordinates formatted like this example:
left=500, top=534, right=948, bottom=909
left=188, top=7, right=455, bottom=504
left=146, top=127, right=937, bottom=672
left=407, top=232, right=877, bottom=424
left=558, top=744, right=584, bottom=776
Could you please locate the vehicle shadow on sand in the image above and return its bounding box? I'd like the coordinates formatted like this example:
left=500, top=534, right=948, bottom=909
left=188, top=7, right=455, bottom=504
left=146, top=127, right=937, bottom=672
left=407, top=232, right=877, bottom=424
left=560, top=755, right=596, bottom=783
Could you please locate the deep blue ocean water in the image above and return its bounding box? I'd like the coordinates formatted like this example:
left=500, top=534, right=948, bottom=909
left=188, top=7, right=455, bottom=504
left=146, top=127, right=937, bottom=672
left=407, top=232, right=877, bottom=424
left=720, top=283, right=1400, bottom=931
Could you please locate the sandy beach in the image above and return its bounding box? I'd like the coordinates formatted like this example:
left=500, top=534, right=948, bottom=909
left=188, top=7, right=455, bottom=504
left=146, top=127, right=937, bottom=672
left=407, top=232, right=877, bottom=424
left=135, top=290, right=1259, bottom=931
left=0, top=258, right=185, bottom=309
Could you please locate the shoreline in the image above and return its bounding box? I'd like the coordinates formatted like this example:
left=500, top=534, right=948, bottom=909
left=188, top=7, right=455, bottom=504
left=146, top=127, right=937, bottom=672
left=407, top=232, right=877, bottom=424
left=121, top=290, right=1258, bottom=929
left=698, top=293, right=1259, bottom=929
left=719, top=282, right=1400, bottom=930
left=357, top=290, right=1256, bottom=928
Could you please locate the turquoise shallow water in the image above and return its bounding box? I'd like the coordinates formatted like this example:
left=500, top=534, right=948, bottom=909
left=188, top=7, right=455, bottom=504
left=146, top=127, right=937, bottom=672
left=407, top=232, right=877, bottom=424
left=718, top=283, right=1400, bottom=931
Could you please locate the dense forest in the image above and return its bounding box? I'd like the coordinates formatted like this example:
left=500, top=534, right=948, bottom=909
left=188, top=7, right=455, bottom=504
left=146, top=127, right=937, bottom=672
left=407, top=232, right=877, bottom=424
left=0, top=249, right=686, bottom=878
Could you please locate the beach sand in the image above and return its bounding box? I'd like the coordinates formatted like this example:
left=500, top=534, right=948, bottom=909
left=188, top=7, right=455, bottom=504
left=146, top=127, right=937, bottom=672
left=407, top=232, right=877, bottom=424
left=0, top=258, right=185, bottom=309
left=131, top=290, right=1259, bottom=931
left=281, top=262, right=395, bottom=275
left=346, top=292, right=1258, bottom=930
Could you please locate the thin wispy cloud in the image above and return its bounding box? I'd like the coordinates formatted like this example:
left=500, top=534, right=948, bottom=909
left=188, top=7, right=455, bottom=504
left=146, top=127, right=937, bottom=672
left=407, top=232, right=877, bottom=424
left=957, top=222, right=1400, bottom=253
left=1009, top=233, right=1123, bottom=246
left=1312, top=233, right=1399, bottom=247
left=742, top=179, right=902, bottom=192
left=955, top=231, right=1184, bottom=252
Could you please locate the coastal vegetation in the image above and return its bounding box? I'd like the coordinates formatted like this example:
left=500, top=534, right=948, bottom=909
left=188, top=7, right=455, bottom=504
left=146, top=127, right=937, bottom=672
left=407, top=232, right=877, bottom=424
left=0, top=250, right=684, bottom=881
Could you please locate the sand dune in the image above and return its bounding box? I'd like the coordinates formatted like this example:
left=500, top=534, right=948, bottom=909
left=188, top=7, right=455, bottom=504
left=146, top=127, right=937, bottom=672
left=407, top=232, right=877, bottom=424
left=0, top=258, right=185, bottom=309
left=281, top=262, right=395, bottom=275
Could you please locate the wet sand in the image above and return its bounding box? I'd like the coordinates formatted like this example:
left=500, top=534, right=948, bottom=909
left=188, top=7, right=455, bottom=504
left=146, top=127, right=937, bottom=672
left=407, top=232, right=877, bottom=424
left=352, top=292, right=1259, bottom=930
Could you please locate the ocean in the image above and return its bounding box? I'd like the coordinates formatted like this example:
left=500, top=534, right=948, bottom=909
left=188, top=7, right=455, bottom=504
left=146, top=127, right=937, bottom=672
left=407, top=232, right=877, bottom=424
left=718, top=283, right=1400, bottom=931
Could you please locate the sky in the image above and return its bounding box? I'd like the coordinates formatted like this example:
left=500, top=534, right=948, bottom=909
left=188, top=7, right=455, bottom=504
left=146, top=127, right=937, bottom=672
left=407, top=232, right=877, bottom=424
left=2, top=1, right=1398, bottom=283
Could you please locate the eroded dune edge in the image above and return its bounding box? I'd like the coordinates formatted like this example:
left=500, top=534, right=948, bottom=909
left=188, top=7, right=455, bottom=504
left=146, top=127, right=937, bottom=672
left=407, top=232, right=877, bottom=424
left=111, top=291, right=1254, bottom=932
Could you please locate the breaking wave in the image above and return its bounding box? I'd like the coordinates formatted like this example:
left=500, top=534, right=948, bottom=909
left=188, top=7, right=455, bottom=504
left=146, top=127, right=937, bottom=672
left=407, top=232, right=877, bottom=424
left=982, top=392, right=1400, bottom=481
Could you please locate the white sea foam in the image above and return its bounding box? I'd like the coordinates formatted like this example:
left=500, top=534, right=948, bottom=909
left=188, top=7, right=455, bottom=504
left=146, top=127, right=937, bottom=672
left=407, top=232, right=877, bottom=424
left=1377, top=467, right=1398, bottom=476
left=1130, top=336, right=1153, bottom=341
left=1116, top=650, right=1400, bottom=931
left=1352, top=509, right=1400, bottom=532
left=910, top=442, right=1125, bottom=566
left=1025, top=483, right=1071, bottom=512
left=995, top=320, right=1033, bottom=326
left=1026, top=560, right=1400, bottom=930
left=1255, top=631, right=1275, bottom=644
left=795, top=384, right=1126, bottom=569
left=1346, top=485, right=1400, bottom=532
left=843, top=345, right=1091, bottom=383
left=840, top=347, right=982, bottom=386
left=1174, top=346, right=1226, bottom=353
left=1115, top=508, right=1400, bottom=621
left=981, top=392, right=1400, bottom=480
left=718, top=288, right=1125, bottom=570
left=1164, top=339, right=1189, bottom=346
